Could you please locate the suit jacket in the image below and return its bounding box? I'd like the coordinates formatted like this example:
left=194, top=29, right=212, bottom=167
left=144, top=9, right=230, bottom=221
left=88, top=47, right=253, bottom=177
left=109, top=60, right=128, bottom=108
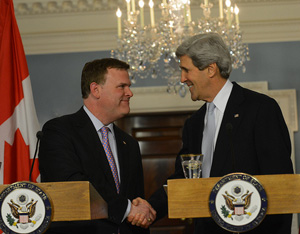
left=39, top=107, right=149, bottom=234
left=149, top=82, right=294, bottom=233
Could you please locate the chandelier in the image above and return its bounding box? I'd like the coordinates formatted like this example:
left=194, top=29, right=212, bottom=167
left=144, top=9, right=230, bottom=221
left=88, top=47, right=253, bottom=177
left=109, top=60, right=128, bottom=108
left=111, top=0, right=250, bottom=97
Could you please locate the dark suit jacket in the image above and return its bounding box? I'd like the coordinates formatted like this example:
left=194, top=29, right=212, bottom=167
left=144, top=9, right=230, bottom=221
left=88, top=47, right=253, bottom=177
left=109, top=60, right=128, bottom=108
left=149, top=82, right=294, bottom=234
left=39, top=107, right=149, bottom=234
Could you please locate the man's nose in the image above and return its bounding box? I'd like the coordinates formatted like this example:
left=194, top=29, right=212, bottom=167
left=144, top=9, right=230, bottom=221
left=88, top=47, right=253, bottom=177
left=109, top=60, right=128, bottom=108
left=127, top=87, right=133, bottom=97
left=180, top=71, right=187, bottom=83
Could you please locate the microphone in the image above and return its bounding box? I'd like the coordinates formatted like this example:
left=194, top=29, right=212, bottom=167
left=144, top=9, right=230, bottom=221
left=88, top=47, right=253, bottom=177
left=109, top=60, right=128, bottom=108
left=29, top=131, right=43, bottom=182
left=226, top=123, right=236, bottom=172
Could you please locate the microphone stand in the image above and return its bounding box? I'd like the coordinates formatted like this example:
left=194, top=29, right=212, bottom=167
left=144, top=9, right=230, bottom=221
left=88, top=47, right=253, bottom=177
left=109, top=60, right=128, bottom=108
left=29, top=131, right=43, bottom=182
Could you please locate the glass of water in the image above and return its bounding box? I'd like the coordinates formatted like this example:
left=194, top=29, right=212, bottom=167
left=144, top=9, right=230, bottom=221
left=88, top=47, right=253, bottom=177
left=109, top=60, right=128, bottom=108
left=181, top=154, right=203, bottom=179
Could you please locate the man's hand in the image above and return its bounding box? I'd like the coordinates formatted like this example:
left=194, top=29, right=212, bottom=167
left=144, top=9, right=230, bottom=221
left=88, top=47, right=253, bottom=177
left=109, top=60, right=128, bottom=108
left=127, top=197, right=156, bottom=228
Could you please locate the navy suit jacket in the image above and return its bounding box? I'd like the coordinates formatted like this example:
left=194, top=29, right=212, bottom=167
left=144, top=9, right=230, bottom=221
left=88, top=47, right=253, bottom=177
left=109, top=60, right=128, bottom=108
left=149, top=82, right=294, bottom=234
left=39, top=107, right=149, bottom=234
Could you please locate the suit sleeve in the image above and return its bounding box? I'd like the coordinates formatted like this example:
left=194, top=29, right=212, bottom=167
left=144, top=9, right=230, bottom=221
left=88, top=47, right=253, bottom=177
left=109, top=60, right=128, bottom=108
left=39, top=118, right=89, bottom=182
left=254, top=97, right=293, bottom=174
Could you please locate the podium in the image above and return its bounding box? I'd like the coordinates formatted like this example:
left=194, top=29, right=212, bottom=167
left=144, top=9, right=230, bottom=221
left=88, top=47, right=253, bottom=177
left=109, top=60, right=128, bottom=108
left=167, top=174, right=300, bottom=219
left=0, top=181, right=108, bottom=222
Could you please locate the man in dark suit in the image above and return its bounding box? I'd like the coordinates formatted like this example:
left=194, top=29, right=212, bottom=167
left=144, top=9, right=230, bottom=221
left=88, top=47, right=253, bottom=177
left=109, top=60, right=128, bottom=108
left=142, top=33, right=294, bottom=233
left=39, top=58, right=156, bottom=234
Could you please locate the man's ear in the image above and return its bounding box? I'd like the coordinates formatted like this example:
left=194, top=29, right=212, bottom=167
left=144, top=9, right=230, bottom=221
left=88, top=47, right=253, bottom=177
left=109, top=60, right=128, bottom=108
left=90, top=82, right=101, bottom=99
left=207, top=63, right=218, bottom=77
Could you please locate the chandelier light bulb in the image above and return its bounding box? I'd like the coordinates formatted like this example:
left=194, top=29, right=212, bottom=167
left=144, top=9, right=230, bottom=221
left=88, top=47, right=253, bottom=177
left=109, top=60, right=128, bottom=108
left=219, top=0, right=224, bottom=19
left=116, top=8, right=122, bottom=17
left=125, top=0, right=131, bottom=20
left=116, top=8, right=122, bottom=38
left=139, top=0, right=144, bottom=8
left=225, top=0, right=231, bottom=8
left=225, top=0, right=232, bottom=27
left=234, top=5, right=239, bottom=14
left=149, top=0, right=153, bottom=8
left=235, top=4, right=240, bottom=29
left=139, top=0, right=145, bottom=28
left=149, top=0, right=155, bottom=27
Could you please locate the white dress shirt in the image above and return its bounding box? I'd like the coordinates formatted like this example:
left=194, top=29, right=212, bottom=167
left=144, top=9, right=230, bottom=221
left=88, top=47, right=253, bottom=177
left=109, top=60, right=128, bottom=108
left=207, top=79, right=233, bottom=149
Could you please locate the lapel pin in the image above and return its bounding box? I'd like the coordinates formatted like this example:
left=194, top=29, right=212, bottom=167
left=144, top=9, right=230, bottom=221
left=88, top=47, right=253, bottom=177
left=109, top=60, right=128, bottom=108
left=234, top=114, right=239, bottom=118
left=123, top=141, right=126, bottom=145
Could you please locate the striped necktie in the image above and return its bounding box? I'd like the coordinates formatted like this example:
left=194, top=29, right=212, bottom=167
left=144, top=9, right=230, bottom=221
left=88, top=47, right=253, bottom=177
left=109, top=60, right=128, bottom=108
left=202, top=102, right=216, bottom=178
left=100, top=126, right=120, bottom=193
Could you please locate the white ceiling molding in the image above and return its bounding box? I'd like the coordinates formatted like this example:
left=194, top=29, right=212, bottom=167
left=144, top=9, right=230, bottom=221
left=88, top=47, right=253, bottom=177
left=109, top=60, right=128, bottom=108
left=13, top=0, right=300, bottom=55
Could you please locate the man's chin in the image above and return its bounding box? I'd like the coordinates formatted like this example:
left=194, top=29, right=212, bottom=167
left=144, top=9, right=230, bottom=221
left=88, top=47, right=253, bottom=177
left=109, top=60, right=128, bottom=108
left=189, top=92, right=197, bottom=101
left=121, top=107, right=130, bottom=115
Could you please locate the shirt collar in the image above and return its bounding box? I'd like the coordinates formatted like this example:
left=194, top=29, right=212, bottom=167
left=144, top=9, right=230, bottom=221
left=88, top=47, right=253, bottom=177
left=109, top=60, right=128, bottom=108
left=212, top=79, right=233, bottom=114
left=83, top=105, right=114, bottom=134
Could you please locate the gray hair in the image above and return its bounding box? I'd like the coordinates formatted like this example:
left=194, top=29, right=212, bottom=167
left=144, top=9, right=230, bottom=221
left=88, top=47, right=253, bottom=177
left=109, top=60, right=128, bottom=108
left=176, top=33, right=232, bottom=78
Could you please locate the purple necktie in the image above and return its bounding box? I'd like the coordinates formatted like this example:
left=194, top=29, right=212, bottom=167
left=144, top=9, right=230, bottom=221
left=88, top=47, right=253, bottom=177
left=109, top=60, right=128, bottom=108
left=100, top=127, right=120, bottom=194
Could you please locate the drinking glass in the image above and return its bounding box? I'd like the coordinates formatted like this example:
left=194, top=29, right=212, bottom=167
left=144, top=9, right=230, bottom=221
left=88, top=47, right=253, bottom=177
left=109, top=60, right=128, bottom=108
left=181, top=154, right=203, bottom=179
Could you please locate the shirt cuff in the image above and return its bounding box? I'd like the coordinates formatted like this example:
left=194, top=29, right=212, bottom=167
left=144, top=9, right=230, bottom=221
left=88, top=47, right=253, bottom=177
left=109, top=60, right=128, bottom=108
left=122, top=199, right=131, bottom=222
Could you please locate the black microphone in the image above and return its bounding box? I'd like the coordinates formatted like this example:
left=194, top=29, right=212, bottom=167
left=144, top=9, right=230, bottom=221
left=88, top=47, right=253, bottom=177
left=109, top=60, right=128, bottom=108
left=29, top=131, right=43, bottom=182
left=226, top=123, right=236, bottom=172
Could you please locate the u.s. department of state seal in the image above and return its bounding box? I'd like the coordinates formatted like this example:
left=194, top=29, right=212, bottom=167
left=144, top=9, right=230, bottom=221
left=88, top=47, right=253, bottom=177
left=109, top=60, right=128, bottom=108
left=0, top=181, right=52, bottom=234
left=209, top=173, right=267, bottom=233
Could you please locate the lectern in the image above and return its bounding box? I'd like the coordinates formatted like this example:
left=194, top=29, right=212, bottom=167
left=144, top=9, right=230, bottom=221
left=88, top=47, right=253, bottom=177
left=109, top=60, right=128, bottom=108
left=0, top=181, right=108, bottom=222
left=167, top=174, right=300, bottom=218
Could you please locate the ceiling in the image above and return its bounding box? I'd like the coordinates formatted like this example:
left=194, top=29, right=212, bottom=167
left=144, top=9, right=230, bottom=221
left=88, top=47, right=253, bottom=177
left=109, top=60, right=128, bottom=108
left=13, top=0, right=300, bottom=55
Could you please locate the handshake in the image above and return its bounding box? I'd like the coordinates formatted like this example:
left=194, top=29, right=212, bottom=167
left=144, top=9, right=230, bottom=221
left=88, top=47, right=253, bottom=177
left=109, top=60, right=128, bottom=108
left=127, top=197, right=157, bottom=229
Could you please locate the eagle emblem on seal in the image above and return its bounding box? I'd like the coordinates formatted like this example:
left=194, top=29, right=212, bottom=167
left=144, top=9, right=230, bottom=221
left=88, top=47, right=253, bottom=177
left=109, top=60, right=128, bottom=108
left=8, top=198, right=37, bottom=223
left=221, top=184, right=258, bottom=221
left=6, top=193, right=42, bottom=229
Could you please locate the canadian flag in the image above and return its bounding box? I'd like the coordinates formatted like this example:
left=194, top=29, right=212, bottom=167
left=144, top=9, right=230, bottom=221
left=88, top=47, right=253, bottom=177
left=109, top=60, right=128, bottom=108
left=0, top=0, right=40, bottom=185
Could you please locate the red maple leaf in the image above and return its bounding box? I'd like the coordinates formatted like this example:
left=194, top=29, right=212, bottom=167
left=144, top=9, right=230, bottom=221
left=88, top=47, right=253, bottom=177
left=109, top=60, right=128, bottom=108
left=3, top=128, right=39, bottom=184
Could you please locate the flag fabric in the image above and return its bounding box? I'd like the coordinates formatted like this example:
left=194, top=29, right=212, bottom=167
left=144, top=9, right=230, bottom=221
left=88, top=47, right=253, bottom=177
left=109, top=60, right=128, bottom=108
left=0, top=0, right=40, bottom=185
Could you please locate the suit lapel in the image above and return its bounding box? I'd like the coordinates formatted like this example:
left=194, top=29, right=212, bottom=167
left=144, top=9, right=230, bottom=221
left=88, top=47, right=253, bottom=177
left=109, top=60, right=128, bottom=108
left=114, top=125, right=130, bottom=195
left=211, top=82, right=245, bottom=176
left=192, top=106, right=206, bottom=154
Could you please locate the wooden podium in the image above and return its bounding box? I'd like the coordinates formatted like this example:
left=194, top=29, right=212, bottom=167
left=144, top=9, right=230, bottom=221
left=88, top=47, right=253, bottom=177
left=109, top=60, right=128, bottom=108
left=167, top=174, right=300, bottom=219
left=0, top=181, right=108, bottom=222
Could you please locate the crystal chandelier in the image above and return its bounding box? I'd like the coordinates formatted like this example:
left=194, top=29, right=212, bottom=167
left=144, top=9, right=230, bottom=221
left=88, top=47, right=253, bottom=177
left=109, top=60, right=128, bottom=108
left=111, top=0, right=250, bottom=97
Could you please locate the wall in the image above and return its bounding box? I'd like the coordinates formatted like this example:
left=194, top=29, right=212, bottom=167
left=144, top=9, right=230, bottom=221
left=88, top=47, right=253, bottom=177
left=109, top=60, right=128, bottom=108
left=27, top=40, right=300, bottom=173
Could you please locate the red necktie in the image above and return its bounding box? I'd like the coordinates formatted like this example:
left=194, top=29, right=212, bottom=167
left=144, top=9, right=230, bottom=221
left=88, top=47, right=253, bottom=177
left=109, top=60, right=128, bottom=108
left=100, top=127, right=120, bottom=193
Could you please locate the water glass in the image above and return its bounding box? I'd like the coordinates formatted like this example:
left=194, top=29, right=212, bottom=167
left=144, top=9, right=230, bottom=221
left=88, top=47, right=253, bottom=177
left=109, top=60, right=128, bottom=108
left=181, top=154, right=203, bottom=179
